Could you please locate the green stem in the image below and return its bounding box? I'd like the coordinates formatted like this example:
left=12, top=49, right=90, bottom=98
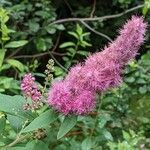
left=4, top=134, right=31, bottom=149
left=67, top=41, right=79, bottom=69
left=90, top=94, right=104, bottom=137
left=4, top=120, right=31, bottom=149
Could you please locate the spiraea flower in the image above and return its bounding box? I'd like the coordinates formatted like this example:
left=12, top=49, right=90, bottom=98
left=48, top=80, right=96, bottom=115
left=104, top=16, right=147, bottom=65
left=48, top=16, right=147, bottom=115
left=21, top=73, right=41, bottom=101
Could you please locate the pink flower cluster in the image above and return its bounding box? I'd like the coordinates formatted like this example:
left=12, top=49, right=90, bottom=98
left=48, top=16, right=147, bottom=115
left=49, top=80, right=96, bottom=115
left=21, top=73, right=41, bottom=101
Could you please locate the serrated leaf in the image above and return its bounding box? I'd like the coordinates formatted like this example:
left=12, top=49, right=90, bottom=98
left=7, top=59, right=24, bottom=72
left=57, top=116, right=77, bottom=139
left=59, top=42, right=75, bottom=48
left=5, top=40, right=28, bottom=48
left=21, top=109, right=58, bottom=133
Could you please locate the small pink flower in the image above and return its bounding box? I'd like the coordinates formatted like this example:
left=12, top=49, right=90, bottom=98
left=21, top=73, right=41, bottom=101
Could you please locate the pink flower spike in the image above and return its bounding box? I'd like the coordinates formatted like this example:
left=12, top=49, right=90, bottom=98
left=21, top=73, right=41, bottom=101
left=48, top=16, right=147, bottom=115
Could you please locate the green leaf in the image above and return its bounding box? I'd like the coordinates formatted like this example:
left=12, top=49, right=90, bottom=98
left=0, top=77, right=19, bottom=91
left=0, top=94, right=32, bottom=120
left=21, top=109, right=58, bottom=133
left=143, top=1, right=150, bottom=15
left=7, top=114, right=25, bottom=132
left=0, top=94, right=24, bottom=114
left=0, top=64, right=11, bottom=72
left=81, top=32, right=90, bottom=37
left=81, top=137, right=92, bottom=150
left=0, top=49, right=6, bottom=68
left=54, top=66, right=64, bottom=76
left=7, top=147, right=26, bottom=150
left=125, top=77, right=135, bottom=83
left=5, top=40, right=28, bottom=48
left=36, top=38, right=47, bottom=51
left=0, top=116, right=6, bottom=133
left=81, top=41, right=92, bottom=47
left=56, top=24, right=65, bottom=30
left=57, top=115, right=77, bottom=139
left=68, top=31, right=79, bottom=39
left=139, top=86, right=147, bottom=94
left=0, top=8, right=9, bottom=23
left=143, top=7, right=148, bottom=16
left=59, top=42, right=75, bottom=48
left=67, top=48, right=76, bottom=55
left=102, top=129, right=113, bottom=141
left=46, top=25, right=56, bottom=34
left=76, top=24, right=83, bottom=35
left=29, top=20, right=40, bottom=32
left=62, top=56, right=70, bottom=61
left=99, top=114, right=111, bottom=128
left=25, top=140, right=49, bottom=150
left=7, top=59, right=24, bottom=72
left=77, top=50, right=89, bottom=56
left=122, top=130, right=131, bottom=141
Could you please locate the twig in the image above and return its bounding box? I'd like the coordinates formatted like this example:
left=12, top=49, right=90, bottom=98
left=48, top=52, right=68, bottom=72
left=5, top=134, right=30, bottom=148
left=7, top=48, right=22, bottom=59
left=90, top=0, right=96, bottom=18
left=6, top=33, right=61, bottom=59
left=52, top=33, right=61, bottom=52
left=50, top=4, right=144, bottom=25
left=90, top=94, right=103, bottom=137
left=65, top=131, right=83, bottom=137
left=80, top=20, right=112, bottom=41
left=4, top=121, right=30, bottom=149
left=11, top=51, right=66, bottom=59
left=63, top=0, right=73, bottom=13
left=8, top=33, right=62, bottom=59
left=6, top=37, right=34, bottom=59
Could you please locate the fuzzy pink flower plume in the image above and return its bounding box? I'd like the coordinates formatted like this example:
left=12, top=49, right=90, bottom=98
left=48, top=16, right=147, bottom=115
left=21, top=73, right=41, bottom=101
